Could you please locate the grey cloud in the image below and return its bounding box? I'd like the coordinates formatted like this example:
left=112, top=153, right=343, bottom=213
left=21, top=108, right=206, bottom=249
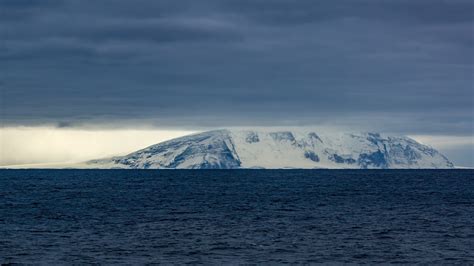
left=222, top=0, right=474, bottom=25
left=0, top=0, right=63, bottom=21
left=0, top=0, right=472, bottom=136
left=74, top=18, right=242, bottom=43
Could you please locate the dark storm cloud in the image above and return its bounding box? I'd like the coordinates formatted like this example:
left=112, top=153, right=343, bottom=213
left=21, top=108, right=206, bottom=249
left=1, top=0, right=473, bottom=135
left=224, top=0, right=474, bottom=25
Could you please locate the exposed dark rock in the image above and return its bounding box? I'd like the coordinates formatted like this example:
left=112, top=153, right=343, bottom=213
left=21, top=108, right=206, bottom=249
left=329, top=154, right=356, bottom=164
left=245, top=132, right=260, bottom=143
left=304, top=151, right=320, bottom=162
left=269, top=131, right=296, bottom=142
left=358, top=150, right=388, bottom=169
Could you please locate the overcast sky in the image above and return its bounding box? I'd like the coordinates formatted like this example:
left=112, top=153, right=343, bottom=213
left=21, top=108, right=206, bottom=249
left=0, top=0, right=473, bottom=166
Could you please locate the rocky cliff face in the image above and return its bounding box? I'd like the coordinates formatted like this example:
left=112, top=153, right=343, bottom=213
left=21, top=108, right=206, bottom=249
left=87, top=129, right=454, bottom=169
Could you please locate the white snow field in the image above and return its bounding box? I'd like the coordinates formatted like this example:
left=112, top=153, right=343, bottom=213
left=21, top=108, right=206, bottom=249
left=86, top=129, right=454, bottom=169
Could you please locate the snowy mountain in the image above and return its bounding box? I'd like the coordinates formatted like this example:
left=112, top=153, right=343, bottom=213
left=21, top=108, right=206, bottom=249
left=87, top=129, right=454, bottom=169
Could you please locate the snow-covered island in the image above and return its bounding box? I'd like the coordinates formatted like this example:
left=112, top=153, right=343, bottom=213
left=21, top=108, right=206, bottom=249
left=86, top=129, right=454, bottom=169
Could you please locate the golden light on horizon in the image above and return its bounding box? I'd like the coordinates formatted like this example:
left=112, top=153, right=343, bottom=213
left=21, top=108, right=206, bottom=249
left=0, top=127, right=195, bottom=167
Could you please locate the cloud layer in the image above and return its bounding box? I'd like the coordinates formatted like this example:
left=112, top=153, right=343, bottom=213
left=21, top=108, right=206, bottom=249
left=1, top=0, right=473, bottom=135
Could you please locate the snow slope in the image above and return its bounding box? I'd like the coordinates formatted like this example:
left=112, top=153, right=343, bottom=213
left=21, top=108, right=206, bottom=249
left=86, top=129, right=454, bottom=169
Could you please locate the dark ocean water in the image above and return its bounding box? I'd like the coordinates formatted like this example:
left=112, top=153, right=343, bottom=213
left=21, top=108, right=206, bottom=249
left=0, top=170, right=473, bottom=264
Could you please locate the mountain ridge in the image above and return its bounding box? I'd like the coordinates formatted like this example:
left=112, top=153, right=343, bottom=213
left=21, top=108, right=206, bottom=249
left=86, top=129, right=454, bottom=169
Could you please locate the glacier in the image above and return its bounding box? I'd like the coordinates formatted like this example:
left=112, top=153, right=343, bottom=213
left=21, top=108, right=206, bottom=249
left=86, top=129, right=454, bottom=169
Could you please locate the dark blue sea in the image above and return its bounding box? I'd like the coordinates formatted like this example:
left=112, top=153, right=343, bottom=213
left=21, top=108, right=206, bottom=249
left=0, top=170, right=473, bottom=264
